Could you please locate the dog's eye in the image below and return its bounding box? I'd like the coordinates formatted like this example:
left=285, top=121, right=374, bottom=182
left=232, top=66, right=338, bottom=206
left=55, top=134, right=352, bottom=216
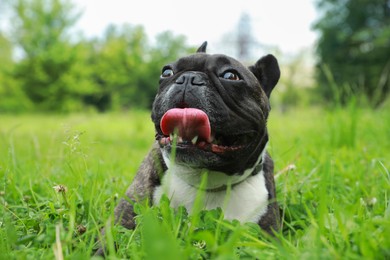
left=161, top=68, right=174, bottom=78
left=222, top=71, right=240, bottom=81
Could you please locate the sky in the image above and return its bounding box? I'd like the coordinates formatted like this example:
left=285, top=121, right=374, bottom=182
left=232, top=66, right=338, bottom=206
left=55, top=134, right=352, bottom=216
left=72, top=0, right=319, bottom=58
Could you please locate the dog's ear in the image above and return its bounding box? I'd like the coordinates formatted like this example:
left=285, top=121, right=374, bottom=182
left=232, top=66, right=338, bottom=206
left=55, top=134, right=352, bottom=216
left=196, top=41, right=207, bottom=53
left=249, top=54, right=280, bottom=98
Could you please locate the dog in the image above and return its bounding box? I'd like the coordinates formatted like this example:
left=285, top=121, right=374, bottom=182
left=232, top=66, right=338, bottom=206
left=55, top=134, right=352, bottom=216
left=96, top=42, right=280, bottom=255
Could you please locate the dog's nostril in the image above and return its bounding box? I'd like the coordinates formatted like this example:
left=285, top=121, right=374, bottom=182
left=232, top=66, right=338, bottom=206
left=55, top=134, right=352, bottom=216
left=175, top=73, right=205, bottom=86
left=175, top=75, right=186, bottom=84
left=191, top=76, right=205, bottom=86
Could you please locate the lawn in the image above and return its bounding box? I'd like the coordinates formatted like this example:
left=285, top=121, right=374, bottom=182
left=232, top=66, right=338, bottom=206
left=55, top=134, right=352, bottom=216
left=0, top=106, right=389, bottom=259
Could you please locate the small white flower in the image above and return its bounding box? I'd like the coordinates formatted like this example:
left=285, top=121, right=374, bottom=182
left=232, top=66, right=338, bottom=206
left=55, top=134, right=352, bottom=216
left=193, top=240, right=206, bottom=249
left=53, top=185, right=68, bottom=193
left=367, top=197, right=377, bottom=206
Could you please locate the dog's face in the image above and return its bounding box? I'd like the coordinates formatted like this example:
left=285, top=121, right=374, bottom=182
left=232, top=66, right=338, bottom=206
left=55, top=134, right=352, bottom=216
left=151, top=43, right=280, bottom=175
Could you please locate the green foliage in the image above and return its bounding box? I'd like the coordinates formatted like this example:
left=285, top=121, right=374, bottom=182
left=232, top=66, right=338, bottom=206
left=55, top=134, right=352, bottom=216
left=83, top=24, right=150, bottom=111
left=0, top=33, right=32, bottom=112
left=0, top=33, right=12, bottom=65
left=85, top=26, right=193, bottom=111
left=6, top=0, right=94, bottom=112
left=0, top=0, right=194, bottom=113
left=9, top=0, right=91, bottom=112
left=0, top=108, right=389, bottom=258
left=314, top=0, right=390, bottom=107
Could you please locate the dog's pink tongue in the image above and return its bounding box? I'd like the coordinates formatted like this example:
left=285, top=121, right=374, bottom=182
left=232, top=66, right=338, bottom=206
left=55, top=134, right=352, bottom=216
left=160, top=108, right=211, bottom=142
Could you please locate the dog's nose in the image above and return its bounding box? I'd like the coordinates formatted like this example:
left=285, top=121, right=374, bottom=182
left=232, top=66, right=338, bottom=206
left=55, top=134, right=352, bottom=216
left=175, top=72, right=205, bottom=86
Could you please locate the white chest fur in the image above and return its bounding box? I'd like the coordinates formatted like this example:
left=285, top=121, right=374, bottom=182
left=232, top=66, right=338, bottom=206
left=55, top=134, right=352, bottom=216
left=153, top=166, right=269, bottom=223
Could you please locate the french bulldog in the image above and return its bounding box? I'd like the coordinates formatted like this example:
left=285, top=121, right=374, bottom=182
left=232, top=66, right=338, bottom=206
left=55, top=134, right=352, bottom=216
left=97, top=42, right=280, bottom=255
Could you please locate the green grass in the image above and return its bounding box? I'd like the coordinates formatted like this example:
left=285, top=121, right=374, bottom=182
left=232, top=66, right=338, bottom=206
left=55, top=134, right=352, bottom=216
left=0, top=107, right=389, bottom=259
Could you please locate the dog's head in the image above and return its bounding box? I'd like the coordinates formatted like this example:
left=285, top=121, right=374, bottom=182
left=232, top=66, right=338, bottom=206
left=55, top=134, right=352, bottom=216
left=152, top=42, right=280, bottom=175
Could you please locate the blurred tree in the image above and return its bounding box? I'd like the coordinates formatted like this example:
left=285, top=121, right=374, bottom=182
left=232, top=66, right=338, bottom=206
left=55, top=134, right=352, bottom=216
left=85, top=24, right=149, bottom=111
left=314, top=0, right=390, bottom=107
left=5, top=0, right=194, bottom=112
left=0, top=32, right=13, bottom=87
left=10, top=0, right=95, bottom=112
left=0, top=32, right=32, bottom=112
left=86, top=26, right=193, bottom=110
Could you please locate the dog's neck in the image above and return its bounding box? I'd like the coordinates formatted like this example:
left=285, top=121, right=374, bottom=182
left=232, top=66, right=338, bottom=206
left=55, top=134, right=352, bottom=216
left=188, top=162, right=264, bottom=192
left=160, top=143, right=267, bottom=191
left=154, top=145, right=270, bottom=223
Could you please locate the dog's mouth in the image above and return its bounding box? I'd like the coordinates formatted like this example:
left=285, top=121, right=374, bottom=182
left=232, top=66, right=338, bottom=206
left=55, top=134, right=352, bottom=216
left=157, top=108, right=252, bottom=154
